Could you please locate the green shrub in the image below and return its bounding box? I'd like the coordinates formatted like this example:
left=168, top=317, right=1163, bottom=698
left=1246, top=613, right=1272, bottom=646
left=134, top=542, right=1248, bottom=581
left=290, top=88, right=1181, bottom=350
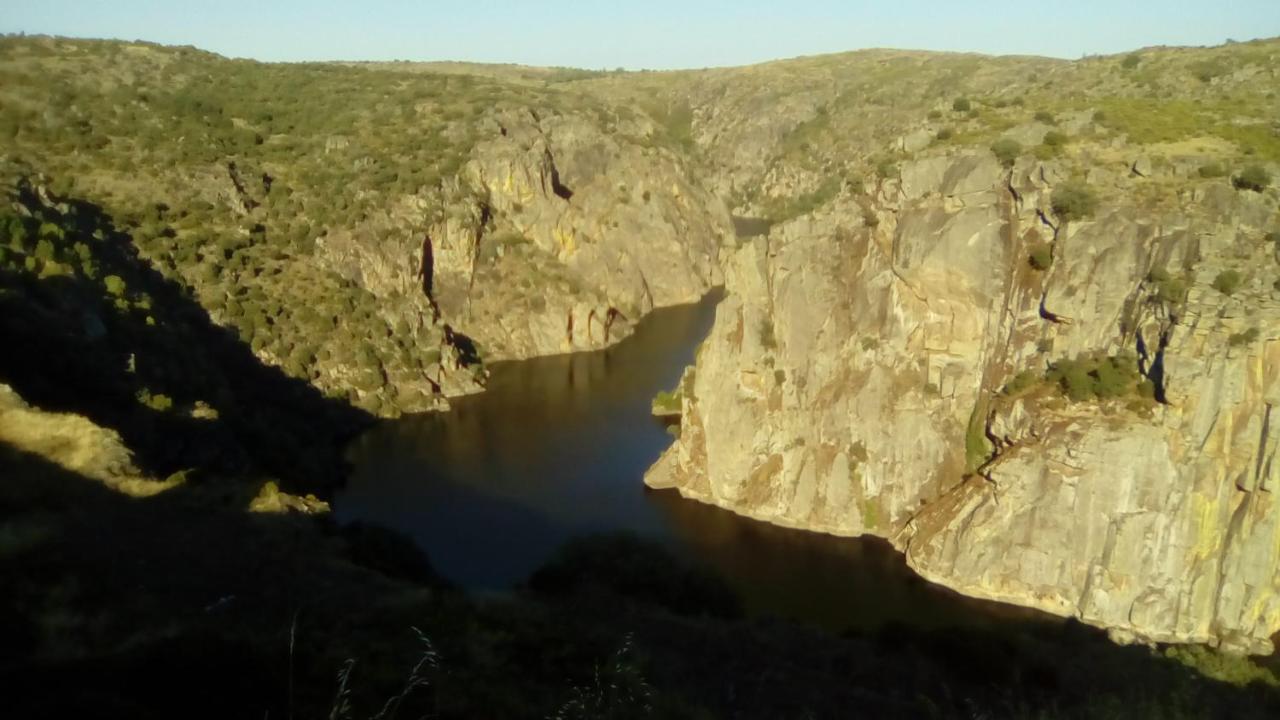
left=104, top=274, right=127, bottom=296
left=136, top=388, right=174, bottom=412
left=1028, top=243, right=1053, bottom=271
left=935, top=127, right=954, bottom=141
left=1050, top=182, right=1099, bottom=222
left=964, top=398, right=992, bottom=473
left=1042, top=131, right=1068, bottom=148
left=651, top=389, right=681, bottom=415
left=1045, top=354, right=1140, bottom=403
left=1154, top=274, right=1189, bottom=304
left=1191, top=59, right=1227, bottom=83
left=1233, top=165, right=1271, bottom=192
left=1199, top=162, right=1228, bottom=178
left=990, top=138, right=1022, bottom=167
left=1228, top=327, right=1260, bottom=347
left=33, top=238, right=55, bottom=261
left=927, top=109, right=942, bottom=120
left=1121, top=54, right=1142, bottom=70
left=1001, top=370, right=1040, bottom=396
left=1211, top=269, right=1243, bottom=296
left=952, top=97, right=971, bottom=113
left=1034, top=111, right=1056, bottom=125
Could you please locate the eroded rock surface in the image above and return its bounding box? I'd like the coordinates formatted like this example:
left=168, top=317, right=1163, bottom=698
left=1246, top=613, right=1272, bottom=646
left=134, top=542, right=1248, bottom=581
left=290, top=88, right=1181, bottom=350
left=649, top=149, right=1280, bottom=653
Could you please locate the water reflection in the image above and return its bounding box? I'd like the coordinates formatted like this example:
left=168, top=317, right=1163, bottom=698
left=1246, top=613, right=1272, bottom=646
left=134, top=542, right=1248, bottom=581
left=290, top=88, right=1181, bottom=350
left=339, top=292, right=722, bottom=588
left=339, top=290, right=1054, bottom=633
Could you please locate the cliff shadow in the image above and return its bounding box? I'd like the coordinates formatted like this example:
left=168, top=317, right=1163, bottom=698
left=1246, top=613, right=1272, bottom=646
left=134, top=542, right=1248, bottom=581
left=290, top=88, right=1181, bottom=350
left=0, top=180, right=372, bottom=494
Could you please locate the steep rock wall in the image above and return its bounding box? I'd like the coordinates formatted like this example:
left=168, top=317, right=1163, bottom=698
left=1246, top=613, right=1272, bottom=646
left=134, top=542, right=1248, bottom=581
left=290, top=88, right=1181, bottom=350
left=648, top=150, right=1280, bottom=652
left=314, top=107, right=729, bottom=388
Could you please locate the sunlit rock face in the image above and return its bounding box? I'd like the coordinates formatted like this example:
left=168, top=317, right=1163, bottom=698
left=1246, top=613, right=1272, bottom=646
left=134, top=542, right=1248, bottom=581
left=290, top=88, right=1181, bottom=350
left=316, top=107, right=729, bottom=383
left=648, top=150, right=1280, bottom=653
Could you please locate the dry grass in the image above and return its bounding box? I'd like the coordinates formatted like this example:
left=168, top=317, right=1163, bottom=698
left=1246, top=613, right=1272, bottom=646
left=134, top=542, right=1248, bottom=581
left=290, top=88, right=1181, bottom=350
left=0, top=383, right=180, bottom=496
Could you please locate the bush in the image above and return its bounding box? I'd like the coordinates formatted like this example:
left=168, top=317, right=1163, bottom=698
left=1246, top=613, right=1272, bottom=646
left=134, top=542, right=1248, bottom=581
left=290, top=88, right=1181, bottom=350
left=927, top=109, right=942, bottom=120
left=33, top=238, right=55, bottom=261
left=1155, top=275, right=1189, bottom=304
left=1228, top=327, right=1260, bottom=347
left=528, top=533, right=741, bottom=619
left=1050, top=182, right=1099, bottom=222
left=1028, top=243, right=1053, bottom=271
left=1001, top=370, right=1040, bottom=396
left=990, top=138, right=1022, bottom=167
left=1233, top=165, right=1271, bottom=192
left=104, top=274, right=127, bottom=296
left=1199, top=162, right=1228, bottom=178
left=651, top=389, right=681, bottom=415
left=1212, top=269, right=1243, bottom=295
left=952, top=97, right=971, bottom=113
left=935, top=127, right=954, bottom=141
left=1042, top=131, right=1068, bottom=148
left=1045, top=354, right=1140, bottom=403
left=1034, top=111, right=1056, bottom=125
left=1121, top=54, right=1142, bottom=70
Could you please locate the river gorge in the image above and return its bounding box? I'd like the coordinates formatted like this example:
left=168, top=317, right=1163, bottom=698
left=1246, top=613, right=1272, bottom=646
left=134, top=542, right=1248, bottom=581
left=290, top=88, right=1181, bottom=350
left=340, top=293, right=1053, bottom=634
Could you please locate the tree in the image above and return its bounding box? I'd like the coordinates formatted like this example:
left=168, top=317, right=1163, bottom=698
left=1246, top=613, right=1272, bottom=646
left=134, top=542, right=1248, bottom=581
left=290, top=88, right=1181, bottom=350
left=1028, top=243, right=1053, bottom=271
left=104, top=274, right=127, bottom=297
left=1050, top=182, right=1098, bottom=222
left=1233, top=165, right=1271, bottom=192
left=1211, top=269, right=1243, bottom=296
left=990, top=138, right=1022, bottom=167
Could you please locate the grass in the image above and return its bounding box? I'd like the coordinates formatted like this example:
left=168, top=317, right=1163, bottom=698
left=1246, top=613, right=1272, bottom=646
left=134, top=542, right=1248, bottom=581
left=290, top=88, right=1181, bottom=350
left=651, top=389, right=682, bottom=416
left=1095, top=97, right=1280, bottom=162
left=964, top=395, right=992, bottom=474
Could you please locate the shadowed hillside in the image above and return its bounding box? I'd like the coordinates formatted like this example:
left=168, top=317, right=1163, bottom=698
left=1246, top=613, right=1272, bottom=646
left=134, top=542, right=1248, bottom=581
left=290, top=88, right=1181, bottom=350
left=0, top=176, right=369, bottom=492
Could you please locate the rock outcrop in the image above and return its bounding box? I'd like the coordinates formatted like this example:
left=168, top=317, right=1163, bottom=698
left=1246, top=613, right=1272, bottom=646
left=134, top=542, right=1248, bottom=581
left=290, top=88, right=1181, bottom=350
left=648, top=148, right=1280, bottom=653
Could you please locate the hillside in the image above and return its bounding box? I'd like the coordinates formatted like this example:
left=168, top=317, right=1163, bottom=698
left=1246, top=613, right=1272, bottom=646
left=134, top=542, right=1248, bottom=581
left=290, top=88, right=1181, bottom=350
left=0, top=35, right=726, bottom=416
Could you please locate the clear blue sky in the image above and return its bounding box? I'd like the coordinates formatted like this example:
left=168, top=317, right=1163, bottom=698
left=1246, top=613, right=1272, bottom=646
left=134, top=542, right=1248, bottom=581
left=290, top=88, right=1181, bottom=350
left=3, top=1, right=1279, bottom=69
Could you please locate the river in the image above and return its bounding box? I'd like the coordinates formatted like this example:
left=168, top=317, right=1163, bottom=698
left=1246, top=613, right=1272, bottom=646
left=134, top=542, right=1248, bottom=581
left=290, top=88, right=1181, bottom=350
left=338, top=292, right=1051, bottom=633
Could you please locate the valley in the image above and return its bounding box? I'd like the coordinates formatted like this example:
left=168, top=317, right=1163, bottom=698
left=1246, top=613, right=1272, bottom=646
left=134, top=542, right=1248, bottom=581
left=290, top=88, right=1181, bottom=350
left=2, top=32, right=1280, bottom=718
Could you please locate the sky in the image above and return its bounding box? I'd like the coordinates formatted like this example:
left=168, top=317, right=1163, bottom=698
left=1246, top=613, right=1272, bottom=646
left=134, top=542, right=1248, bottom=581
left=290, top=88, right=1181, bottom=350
left=3, top=1, right=1279, bottom=70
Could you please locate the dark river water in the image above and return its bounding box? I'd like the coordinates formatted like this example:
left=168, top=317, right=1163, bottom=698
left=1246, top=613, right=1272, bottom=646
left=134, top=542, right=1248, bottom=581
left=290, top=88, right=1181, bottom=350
left=338, top=292, right=1052, bottom=633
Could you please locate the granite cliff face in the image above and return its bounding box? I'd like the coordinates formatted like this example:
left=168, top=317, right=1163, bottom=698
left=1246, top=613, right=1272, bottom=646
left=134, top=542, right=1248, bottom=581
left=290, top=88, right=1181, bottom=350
left=314, top=107, right=728, bottom=368
left=648, top=146, right=1280, bottom=652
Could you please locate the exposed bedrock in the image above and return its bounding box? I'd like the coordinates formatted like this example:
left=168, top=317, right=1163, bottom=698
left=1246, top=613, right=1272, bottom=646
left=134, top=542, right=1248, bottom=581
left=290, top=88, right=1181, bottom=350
left=647, top=150, right=1280, bottom=653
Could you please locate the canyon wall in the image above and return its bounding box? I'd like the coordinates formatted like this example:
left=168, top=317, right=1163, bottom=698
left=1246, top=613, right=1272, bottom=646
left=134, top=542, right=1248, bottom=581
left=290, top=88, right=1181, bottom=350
left=648, top=151, right=1280, bottom=653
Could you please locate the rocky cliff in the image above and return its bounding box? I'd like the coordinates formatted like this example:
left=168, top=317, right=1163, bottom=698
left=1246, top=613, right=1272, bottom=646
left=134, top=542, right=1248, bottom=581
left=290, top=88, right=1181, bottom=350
left=649, top=141, right=1280, bottom=651
left=0, top=37, right=729, bottom=416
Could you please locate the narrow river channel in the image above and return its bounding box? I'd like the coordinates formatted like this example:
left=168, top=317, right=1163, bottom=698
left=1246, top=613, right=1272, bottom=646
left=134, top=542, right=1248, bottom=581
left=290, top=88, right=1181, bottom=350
left=338, top=292, right=1051, bottom=633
